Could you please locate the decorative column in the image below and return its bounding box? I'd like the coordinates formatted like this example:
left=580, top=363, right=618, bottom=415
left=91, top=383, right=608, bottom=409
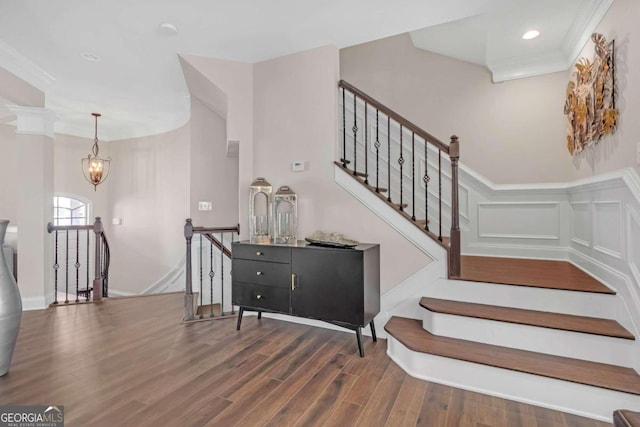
left=7, top=105, right=58, bottom=308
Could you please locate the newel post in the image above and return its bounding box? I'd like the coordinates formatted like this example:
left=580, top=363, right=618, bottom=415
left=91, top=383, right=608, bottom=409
left=92, top=217, right=104, bottom=301
left=449, top=136, right=461, bottom=278
left=184, top=218, right=194, bottom=321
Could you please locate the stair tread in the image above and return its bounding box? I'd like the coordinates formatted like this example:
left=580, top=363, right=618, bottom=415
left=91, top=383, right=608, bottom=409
left=385, top=316, right=640, bottom=395
left=420, top=297, right=635, bottom=340
left=367, top=185, right=388, bottom=193
left=456, top=256, right=615, bottom=294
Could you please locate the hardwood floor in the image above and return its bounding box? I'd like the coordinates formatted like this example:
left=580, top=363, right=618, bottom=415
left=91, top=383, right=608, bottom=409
left=0, top=294, right=612, bottom=427
left=458, top=256, right=616, bottom=294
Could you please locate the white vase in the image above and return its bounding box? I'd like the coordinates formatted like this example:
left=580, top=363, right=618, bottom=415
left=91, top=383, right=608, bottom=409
left=0, top=219, right=21, bottom=376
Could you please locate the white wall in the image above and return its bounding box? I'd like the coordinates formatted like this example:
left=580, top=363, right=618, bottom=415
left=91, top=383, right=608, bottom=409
left=106, top=124, right=190, bottom=293
left=569, top=0, right=640, bottom=179
left=179, top=55, right=254, bottom=240
left=189, top=97, right=238, bottom=226
left=252, top=45, right=430, bottom=293
left=0, top=124, right=18, bottom=227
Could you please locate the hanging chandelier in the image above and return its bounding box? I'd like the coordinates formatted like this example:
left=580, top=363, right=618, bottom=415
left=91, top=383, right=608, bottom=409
left=82, top=113, right=111, bottom=191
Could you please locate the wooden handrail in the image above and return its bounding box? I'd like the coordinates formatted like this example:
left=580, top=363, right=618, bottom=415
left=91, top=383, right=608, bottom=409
left=192, top=225, right=240, bottom=234
left=339, top=80, right=450, bottom=154
left=202, top=233, right=232, bottom=259
left=47, top=223, right=93, bottom=232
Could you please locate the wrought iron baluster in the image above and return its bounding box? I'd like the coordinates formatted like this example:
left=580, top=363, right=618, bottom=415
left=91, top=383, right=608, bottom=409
left=398, top=125, right=404, bottom=211
left=75, top=230, right=80, bottom=303
left=53, top=230, right=59, bottom=304
left=231, top=232, right=235, bottom=315
left=364, top=102, right=369, bottom=184
left=64, top=231, right=69, bottom=303
left=209, top=236, right=214, bottom=318
left=412, top=133, right=416, bottom=221
left=342, top=88, right=347, bottom=168
left=199, top=233, right=203, bottom=319
left=424, top=141, right=430, bottom=231
left=439, top=150, right=443, bottom=241
left=221, top=233, right=225, bottom=315
left=387, top=116, right=391, bottom=202
left=353, top=93, right=358, bottom=175
left=375, top=110, right=380, bottom=192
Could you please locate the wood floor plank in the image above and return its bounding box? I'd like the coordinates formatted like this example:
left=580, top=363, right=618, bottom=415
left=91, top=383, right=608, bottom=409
left=343, top=342, right=392, bottom=406
left=203, top=377, right=282, bottom=427
left=385, top=375, right=428, bottom=427
left=237, top=332, right=351, bottom=427
left=420, top=297, right=635, bottom=339
left=324, top=401, right=364, bottom=427
left=0, top=294, right=613, bottom=427
left=356, top=361, right=406, bottom=427
left=458, top=256, right=615, bottom=294
left=416, top=382, right=453, bottom=427
left=293, top=372, right=359, bottom=427
left=263, top=353, right=352, bottom=427
left=385, top=316, right=640, bottom=395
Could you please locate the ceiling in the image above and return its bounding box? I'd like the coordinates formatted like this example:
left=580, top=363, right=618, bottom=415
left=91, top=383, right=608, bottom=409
left=0, top=0, right=612, bottom=140
left=410, top=0, right=613, bottom=82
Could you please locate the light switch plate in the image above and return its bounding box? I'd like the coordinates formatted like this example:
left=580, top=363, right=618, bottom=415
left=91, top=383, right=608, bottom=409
left=198, top=201, right=212, bottom=211
left=292, top=161, right=305, bottom=172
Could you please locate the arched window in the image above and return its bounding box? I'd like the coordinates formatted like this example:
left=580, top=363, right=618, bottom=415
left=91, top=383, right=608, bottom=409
left=53, top=195, right=90, bottom=226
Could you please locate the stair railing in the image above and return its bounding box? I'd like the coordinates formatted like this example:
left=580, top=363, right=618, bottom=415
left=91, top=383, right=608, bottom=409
left=338, top=80, right=461, bottom=277
left=183, top=219, right=240, bottom=322
left=47, top=216, right=111, bottom=304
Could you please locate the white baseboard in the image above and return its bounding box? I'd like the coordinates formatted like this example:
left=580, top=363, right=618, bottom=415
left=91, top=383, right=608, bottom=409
left=21, top=296, right=46, bottom=311
left=108, top=288, right=138, bottom=297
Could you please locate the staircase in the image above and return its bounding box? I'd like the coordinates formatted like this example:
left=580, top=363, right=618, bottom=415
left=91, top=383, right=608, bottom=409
left=336, top=80, right=640, bottom=422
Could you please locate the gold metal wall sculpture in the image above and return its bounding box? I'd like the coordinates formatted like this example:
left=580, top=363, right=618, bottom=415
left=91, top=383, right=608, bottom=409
left=564, top=33, right=617, bottom=155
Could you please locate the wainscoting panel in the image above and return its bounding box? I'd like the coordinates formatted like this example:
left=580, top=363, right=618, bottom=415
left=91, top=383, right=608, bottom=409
left=570, top=202, right=592, bottom=248
left=593, top=201, right=624, bottom=260
left=477, top=202, right=560, bottom=240
left=628, top=208, right=640, bottom=286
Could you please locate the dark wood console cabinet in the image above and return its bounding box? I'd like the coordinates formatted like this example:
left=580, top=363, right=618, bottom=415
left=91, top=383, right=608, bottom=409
left=231, top=241, right=380, bottom=357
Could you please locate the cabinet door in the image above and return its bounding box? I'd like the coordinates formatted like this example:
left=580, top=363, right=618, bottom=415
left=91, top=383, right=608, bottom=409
left=291, top=247, right=364, bottom=326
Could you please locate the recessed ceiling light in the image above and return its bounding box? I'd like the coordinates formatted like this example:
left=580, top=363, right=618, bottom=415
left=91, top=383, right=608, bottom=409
left=80, top=51, right=102, bottom=62
left=159, top=22, right=178, bottom=36
left=522, top=30, right=540, bottom=40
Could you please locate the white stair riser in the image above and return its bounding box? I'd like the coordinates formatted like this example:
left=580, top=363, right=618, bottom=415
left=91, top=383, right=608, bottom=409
left=422, top=311, right=637, bottom=367
left=426, top=278, right=623, bottom=322
left=387, top=336, right=640, bottom=423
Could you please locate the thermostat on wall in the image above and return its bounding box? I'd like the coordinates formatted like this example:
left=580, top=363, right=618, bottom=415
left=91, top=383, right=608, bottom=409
left=292, top=161, right=305, bottom=172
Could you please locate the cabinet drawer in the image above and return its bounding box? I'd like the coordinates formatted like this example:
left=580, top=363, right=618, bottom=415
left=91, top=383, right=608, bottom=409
left=232, top=243, right=290, bottom=263
left=232, top=283, right=290, bottom=313
left=232, top=259, right=290, bottom=288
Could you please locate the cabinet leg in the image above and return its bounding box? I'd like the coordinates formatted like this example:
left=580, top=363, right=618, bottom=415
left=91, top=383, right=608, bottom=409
left=257, top=311, right=262, bottom=320
left=236, top=307, right=244, bottom=331
left=370, top=320, right=377, bottom=342
left=356, top=327, right=364, bottom=357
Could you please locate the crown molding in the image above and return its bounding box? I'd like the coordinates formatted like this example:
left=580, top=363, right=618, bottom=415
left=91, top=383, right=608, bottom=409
left=0, top=40, right=55, bottom=91
left=564, top=0, right=614, bottom=65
